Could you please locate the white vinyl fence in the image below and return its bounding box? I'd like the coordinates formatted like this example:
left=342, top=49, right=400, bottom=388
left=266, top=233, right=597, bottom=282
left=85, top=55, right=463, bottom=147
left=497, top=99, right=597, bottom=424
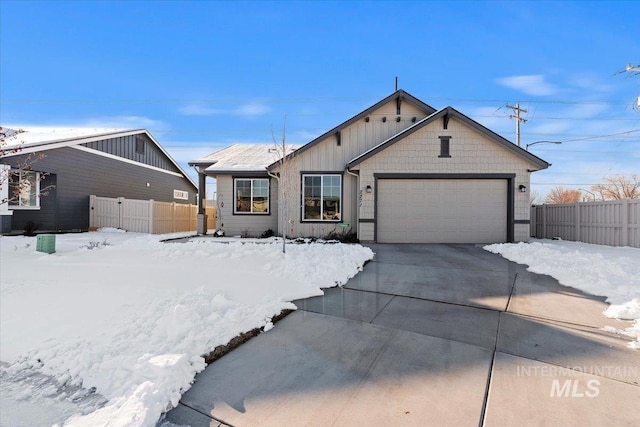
left=89, top=195, right=216, bottom=234
left=531, top=198, right=640, bottom=248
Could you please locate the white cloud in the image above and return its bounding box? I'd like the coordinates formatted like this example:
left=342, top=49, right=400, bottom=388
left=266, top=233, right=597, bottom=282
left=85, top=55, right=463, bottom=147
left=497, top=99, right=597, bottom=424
left=177, top=102, right=221, bottom=116
left=496, top=74, right=557, bottom=96
left=177, top=100, right=271, bottom=117
left=80, top=115, right=169, bottom=132
left=7, top=116, right=170, bottom=134
left=235, top=101, right=270, bottom=116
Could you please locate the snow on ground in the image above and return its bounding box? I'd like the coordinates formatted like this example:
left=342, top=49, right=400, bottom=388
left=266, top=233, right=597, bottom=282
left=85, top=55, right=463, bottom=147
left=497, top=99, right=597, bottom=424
left=0, top=230, right=374, bottom=426
left=484, top=239, right=640, bottom=349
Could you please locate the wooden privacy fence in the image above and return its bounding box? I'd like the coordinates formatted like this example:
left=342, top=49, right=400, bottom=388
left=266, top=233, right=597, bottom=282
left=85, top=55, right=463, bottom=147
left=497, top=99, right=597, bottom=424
left=531, top=198, right=640, bottom=248
left=89, top=195, right=216, bottom=234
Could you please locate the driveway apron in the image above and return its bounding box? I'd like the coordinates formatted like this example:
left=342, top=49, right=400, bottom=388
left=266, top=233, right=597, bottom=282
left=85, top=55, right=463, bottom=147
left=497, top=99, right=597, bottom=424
left=163, top=244, right=639, bottom=427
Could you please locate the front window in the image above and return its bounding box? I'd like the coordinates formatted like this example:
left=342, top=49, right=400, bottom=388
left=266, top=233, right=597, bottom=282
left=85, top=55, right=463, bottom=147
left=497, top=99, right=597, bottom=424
left=8, top=170, right=40, bottom=209
left=234, top=178, right=269, bottom=214
left=302, top=174, right=341, bottom=221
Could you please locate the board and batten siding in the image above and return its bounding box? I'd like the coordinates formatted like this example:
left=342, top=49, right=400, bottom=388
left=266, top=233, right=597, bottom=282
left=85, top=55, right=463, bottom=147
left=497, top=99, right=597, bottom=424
left=269, top=100, right=429, bottom=237
left=351, top=116, right=533, bottom=242
left=82, top=133, right=181, bottom=174
left=4, top=146, right=196, bottom=232
left=214, top=175, right=278, bottom=237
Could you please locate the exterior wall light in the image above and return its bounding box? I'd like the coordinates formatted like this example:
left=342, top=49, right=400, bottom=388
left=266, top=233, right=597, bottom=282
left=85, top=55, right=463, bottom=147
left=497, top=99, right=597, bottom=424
left=365, top=185, right=373, bottom=194
left=519, top=185, right=527, bottom=193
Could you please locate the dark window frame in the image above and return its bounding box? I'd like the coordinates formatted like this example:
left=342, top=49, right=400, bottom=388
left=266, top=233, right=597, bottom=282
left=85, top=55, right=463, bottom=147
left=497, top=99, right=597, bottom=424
left=233, top=177, right=270, bottom=215
left=439, top=136, right=451, bottom=158
left=300, top=173, right=343, bottom=223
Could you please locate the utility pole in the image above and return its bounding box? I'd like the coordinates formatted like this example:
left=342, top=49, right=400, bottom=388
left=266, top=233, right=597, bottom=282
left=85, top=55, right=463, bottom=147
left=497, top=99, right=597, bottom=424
left=506, top=103, right=527, bottom=146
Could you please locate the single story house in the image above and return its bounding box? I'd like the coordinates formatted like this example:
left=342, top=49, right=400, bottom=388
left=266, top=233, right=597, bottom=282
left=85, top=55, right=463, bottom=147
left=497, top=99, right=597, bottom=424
left=190, top=89, right=550, bottom=243
left=1, top=127, right=197, bottom=234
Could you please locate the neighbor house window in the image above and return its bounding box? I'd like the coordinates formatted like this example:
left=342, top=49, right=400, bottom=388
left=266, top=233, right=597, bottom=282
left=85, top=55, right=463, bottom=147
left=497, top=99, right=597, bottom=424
left=302, top=174, right=341, bottom=221
left=8, top=170, right=40, bottom=209
left=439, top=136, right=451, bottom=158
left=234, top=178, right=269, bottom=214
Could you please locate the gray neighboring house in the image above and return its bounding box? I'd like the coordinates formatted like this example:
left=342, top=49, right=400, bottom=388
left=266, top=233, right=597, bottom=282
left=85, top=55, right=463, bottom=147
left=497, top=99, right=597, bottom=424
left=0, top=127, right=197, bottom=234
left=191, top=89, right=550, bottom=243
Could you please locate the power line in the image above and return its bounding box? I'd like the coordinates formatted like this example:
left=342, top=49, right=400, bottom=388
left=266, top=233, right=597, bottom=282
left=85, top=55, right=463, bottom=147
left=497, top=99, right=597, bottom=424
left=559, top=129, right=640, bottom=143
left=0, top=95, right=634, bottom=106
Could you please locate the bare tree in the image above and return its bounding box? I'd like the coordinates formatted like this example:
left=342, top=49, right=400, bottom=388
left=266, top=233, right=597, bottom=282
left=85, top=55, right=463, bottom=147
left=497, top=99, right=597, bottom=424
left=266, top=118, right=297, bottom=254
left=591, top=174, right=640, bottom=200
left=529, top=189, right=541, bottom=205
left=1, top=127, right=54, bottom=207
left=544, top=186, right=581, bottom=204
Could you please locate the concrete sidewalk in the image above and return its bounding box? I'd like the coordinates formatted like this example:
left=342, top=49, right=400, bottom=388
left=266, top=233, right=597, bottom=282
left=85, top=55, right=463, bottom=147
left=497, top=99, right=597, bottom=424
left=163, top=244, right=639, bottom=427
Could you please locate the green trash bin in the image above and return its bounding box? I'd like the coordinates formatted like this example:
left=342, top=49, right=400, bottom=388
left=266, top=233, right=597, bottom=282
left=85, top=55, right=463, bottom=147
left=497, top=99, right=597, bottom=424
left=36, top=234, right=56, bottom=254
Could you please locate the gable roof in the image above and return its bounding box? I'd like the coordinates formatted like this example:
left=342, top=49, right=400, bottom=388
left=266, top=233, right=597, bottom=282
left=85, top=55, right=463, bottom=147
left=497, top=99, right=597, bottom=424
left=191, top=143, right=301, bottom=174
left=1, top=126, right=197, bottom=188
left=347, top=106, right=550, bottom=170
left=266, top=89, right=437, bottom=170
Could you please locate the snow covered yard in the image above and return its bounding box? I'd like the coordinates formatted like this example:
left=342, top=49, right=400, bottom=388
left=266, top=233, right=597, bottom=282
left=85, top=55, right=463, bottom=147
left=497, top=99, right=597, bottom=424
left=484, top=239, right=640, bottom=350
left=0, top=230, right=374, bottom=427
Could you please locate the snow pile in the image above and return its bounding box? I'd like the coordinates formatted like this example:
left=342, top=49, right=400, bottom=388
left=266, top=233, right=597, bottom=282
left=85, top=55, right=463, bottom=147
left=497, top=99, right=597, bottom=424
left=484, top=239, right=640, bottom=349
left=0, top=231, right=374, bottom=426
left=603, top=299, right=640, bottom=350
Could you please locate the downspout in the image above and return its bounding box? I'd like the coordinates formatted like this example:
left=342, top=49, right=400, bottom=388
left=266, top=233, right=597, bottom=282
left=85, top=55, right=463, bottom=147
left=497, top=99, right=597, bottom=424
left=345, top=167, right=360, bottom=237
left=267, top=167, right=285, bottom=253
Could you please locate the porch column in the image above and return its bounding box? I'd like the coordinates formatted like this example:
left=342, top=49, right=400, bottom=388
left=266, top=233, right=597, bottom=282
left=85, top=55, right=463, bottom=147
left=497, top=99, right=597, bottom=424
left=197, top=171, right=207, bottom=235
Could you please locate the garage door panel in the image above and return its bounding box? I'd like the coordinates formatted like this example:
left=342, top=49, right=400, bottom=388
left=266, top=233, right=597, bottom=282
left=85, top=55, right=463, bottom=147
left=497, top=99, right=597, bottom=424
left=377, top=179, right=507, bottom=244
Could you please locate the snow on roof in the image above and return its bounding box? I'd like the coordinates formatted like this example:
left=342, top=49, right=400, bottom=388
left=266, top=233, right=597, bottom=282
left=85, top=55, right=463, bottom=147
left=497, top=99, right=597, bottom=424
left=196, top=144, right=301, bottom=172
left=0, top=126, right=126, bottom=150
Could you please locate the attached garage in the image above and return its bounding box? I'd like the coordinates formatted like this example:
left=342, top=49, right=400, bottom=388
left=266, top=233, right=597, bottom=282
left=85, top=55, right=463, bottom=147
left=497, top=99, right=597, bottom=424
left=376, top=175, right=513, bottom=244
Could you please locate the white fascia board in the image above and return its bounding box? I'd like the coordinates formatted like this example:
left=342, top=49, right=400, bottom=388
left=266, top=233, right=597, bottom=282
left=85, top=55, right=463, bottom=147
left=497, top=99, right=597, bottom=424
left=1, top=130, right=144, bottom=155
left=2, top=129, right=197, bottom=188
left=139, top=130, right=197, bottom=188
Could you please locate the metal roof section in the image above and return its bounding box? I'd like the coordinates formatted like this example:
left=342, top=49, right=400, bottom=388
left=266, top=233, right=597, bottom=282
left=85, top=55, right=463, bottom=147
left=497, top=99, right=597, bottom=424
left=0, top=126, right=197, bottom=188
left=194, top=143, right=301, bottom=174
left=266, top=89, right=437, bottom=170
left=347, top=106, right=550, bottom=170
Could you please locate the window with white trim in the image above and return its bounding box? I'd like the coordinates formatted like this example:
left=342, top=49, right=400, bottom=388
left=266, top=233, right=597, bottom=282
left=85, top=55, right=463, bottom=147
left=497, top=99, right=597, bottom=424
left=234, top=178, right=269, bottom=214
left=302, top=174, right=341, bottom=221
left=8, top=170, right=40, bottom=209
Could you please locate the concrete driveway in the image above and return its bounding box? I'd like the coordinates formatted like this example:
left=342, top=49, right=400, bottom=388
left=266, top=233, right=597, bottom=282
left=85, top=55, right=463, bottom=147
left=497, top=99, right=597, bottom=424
left=163, top=244, right=639, bottom=427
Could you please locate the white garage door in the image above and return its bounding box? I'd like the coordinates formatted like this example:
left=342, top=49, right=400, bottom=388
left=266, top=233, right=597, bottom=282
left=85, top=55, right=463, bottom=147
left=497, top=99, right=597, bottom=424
left=377, top=179, right=507, bottom=243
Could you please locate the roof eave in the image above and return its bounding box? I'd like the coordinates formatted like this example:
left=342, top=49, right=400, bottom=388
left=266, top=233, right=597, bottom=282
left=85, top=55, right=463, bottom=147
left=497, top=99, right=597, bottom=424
left=202, top=169, right=270, bottom=177
left=2, top=128, right=199, bottom=190
left=267, top=89, right=437, bottom=169
left=347, top=107, right=551, bottom=170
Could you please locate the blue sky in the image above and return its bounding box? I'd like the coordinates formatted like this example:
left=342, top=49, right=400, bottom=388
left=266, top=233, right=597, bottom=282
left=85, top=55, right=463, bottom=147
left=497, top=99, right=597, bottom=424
left=1, top=0, right=638, bottom=199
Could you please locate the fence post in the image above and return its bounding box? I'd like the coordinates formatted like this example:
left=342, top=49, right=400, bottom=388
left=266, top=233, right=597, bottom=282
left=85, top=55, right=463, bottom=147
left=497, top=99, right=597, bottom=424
left=148, top=199, right=154, bottom=234
left=542, top=204, right=547, bottom=239
left=172, top=202, right=177, bottom=233
left=118, top=197, right=125, bottom=229
left=530, top=206, right=535, bottom=237
left=89, top=195, right=96, bottom=229
left=621, top=198, right=629, bottom=247
left=574, top=202, right=581, bottom=242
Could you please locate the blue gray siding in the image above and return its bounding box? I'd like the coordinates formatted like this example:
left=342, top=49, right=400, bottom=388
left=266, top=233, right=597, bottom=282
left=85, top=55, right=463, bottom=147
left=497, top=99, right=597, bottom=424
left=81, top=134, right=180, bottom=173
left=3, top=146, right=196, bottom=232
